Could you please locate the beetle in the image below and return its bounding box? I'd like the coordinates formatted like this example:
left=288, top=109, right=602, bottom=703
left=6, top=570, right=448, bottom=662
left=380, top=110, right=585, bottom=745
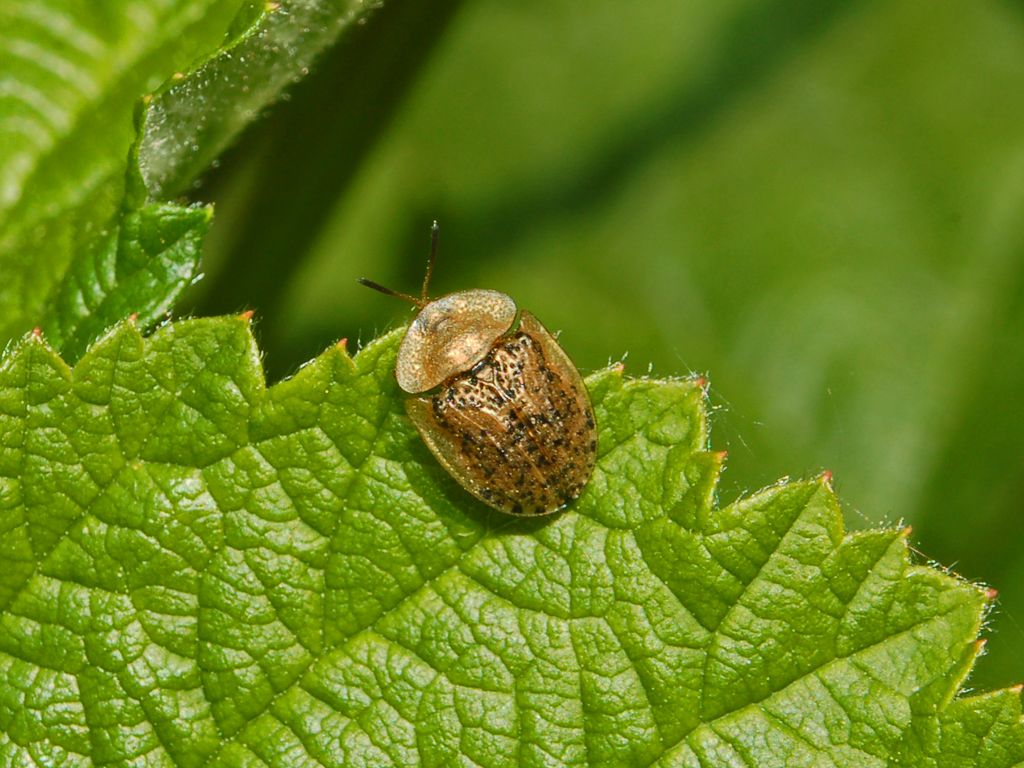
left=358, top=223, right=597, bottom=516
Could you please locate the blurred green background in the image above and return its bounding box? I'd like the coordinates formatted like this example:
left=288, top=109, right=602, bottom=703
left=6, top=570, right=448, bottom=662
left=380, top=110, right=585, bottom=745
left=184, top=0, right=1024, bottom=689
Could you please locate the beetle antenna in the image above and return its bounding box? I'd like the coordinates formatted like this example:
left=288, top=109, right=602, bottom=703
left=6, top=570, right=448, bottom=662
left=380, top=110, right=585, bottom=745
left=356, top=278, right=424, bottom=307
left=421, top=221, right=440, bottom=302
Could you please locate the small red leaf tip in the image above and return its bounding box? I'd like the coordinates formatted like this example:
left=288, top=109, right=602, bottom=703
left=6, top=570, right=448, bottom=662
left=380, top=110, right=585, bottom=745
left=31, top=327, right=42, bottom=338
left=975, top=638, right=988, bottom=651
left=611, top=361, right=625, bottom=374
left=240, top=310, right=255, bottom=321
left=171, top=72, right=185, bottom=81
left=900, top=525, right=913, bottom=538
left=715, top=450, right=728, bottom=461
left=986, top=587, right=999, bottom=601
left=336, top=338, right=348, bottom=351
left=1012, top=683, right=1024, bottom=694
left=128, top=312, right=139, bottom=323
left=820, top=469, right=834, bottom=486
left=694, top=376, right=707, bottom=389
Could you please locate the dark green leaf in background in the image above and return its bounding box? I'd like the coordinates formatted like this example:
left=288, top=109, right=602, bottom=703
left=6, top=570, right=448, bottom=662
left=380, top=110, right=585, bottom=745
left=138, top=0, right=367, bottom=198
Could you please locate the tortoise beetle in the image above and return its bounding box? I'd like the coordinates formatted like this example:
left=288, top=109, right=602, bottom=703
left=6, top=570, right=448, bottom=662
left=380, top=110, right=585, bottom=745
left=358, top=223, right=597, bottom=516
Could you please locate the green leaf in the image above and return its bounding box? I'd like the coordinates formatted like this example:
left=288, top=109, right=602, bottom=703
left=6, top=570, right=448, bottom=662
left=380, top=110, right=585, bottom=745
left=0, top=0, right=245, bottom=342
left=0, top=320, right=1019, bottom=766
left=137, top=0, right=372, bottom=198
left=0, top=0, right=376, bottom=358
left=38, top=198, right=211, bottom=363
